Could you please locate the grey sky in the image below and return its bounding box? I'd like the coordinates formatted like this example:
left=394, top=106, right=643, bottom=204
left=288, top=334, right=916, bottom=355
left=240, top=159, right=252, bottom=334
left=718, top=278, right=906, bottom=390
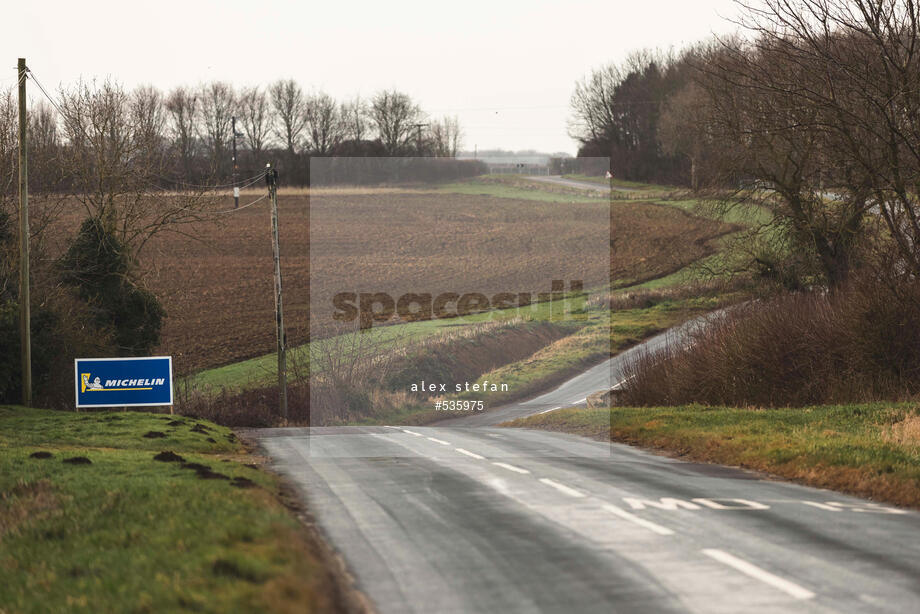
left=7, top=0, right=742, bottom=154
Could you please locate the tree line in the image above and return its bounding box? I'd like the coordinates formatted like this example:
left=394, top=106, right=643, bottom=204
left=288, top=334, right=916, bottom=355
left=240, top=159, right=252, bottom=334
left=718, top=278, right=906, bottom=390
left=591, top=0, right=920, bottom=409
left=0, top=80, right=466, bottom=190
left=572, top=0, right=920, bottom=291
left=0, top=76, right=481, bottom=407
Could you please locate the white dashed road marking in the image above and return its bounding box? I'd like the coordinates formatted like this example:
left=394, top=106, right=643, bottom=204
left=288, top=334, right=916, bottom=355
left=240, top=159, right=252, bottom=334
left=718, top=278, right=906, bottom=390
left=455, top=448, right=486, bottom=460
left=701, top=549, right=816, bottom=600
left=426, top=437, right=450, bottom=445
left=493, top=462, right=531, bottom=474
left=602, top=504, right=675, bottom=536
left=402, top=429, right=423, bottom=437
left=539, top=478, right=586, bottom=498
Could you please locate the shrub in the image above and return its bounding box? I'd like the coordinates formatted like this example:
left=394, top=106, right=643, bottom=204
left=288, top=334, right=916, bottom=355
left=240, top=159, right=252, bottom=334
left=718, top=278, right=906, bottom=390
left=622, top=278, right=920, bottom=407
left=0, top=294, right=111, bottom=407
left=60, top=217, right=164, bottom=355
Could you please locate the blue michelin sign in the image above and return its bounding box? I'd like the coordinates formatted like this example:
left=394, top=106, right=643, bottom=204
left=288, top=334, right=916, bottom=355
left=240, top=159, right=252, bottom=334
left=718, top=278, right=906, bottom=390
left=75, top=356, right=173, bottom=408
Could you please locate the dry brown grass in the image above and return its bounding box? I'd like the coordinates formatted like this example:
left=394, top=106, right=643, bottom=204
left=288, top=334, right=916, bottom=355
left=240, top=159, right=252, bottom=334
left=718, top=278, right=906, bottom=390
left=884, top=413, right=920, bottom=447
left=0, top=479, right=59, bottom=542
left=621, top=279, right=920, bottom=407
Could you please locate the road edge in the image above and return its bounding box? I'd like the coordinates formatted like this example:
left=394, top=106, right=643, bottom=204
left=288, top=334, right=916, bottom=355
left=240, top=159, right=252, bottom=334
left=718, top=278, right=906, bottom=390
left=236, top=429, right=379, bottom=614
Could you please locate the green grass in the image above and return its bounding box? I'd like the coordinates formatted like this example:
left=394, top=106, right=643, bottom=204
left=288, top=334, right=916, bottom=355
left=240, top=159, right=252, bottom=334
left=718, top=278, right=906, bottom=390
left=661, top=198, right=773, bottom=226
left=506, top=403, right=920, bottom=508
left=562, top=174, right=668, bottom=191
left=355, top=296, right=721, bottom=425
left=436, top=177, right=602, bottom=203
left=616, top=198, right=774, bottom=291
left=190, top=290, right=597, bottom=393
left=459, top=297, right=719, bottom=406
left=0, top=406, right=337, bottom=613
left=0, top=408, right=239, bottom=453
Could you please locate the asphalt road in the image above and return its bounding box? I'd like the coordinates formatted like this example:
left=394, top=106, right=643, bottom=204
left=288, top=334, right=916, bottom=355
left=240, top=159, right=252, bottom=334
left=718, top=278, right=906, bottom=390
left=253, top=319, right=920, bottom=613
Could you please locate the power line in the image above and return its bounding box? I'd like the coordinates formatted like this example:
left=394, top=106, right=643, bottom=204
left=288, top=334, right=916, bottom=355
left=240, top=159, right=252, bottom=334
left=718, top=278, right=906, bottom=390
left=149, top=171, right=267, bottom=191
left=211, top=192, right=269, bottom=214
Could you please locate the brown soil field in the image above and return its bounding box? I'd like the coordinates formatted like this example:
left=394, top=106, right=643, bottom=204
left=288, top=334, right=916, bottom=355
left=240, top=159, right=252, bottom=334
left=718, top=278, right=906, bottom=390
left=40, top=189, right=733, bottom=375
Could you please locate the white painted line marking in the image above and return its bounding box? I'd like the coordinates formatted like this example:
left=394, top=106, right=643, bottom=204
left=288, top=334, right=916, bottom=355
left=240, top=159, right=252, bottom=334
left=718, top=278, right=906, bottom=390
left=492, top=462, right=530, bottom=474
left=572, top=397, right=587, bottom=404
left=537, top=406, right=562, bottom=415
left=701, top=549, right=815, bottom=600
left=455, top=448, right=485, bottom=460
left=402, top=429, right=423, bottom=437
left=801, top=501, right=841, bottom=511
left=426, top=437, right=450, bottom=445
left=539, top=478, right=586, bottom=498
left=383, top=425, right=400, bottom=429
left=602, top=504, right=675, bottom=535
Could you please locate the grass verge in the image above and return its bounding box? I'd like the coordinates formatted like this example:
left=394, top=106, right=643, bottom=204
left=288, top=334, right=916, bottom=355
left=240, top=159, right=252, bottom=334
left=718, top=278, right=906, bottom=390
left=0, top=406, right=344, bottom=613
left=561, top=173, right=667, bottom=191
left=437, top=175, right=603, bottom=202
left=356, top=295, right=724, bottom=426
left=505, top=403, right=920, bottom=508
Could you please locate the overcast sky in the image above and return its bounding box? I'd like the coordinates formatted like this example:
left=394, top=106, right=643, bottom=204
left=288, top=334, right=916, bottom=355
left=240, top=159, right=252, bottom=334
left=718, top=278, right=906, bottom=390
left=6, top=0, right=743, bottom=154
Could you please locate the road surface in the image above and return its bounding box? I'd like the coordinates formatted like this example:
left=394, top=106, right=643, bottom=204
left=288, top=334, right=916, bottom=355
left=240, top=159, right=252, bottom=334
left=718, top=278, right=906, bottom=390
left=252, top=319, right=920, bottom=613
left=527, top=175, right=645, bottom=193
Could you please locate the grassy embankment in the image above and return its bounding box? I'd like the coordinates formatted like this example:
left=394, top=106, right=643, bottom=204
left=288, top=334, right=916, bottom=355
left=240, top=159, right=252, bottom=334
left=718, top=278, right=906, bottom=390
left=360, top=292, right=726, bottom=426
left=185, top=175, right=738, bottom=426
left=190, top=175, right=723, bottom=393
left=0, top=406, right=344, bottom=613
left=436, top=175, right=605, bottom=202
left=506, top=403, right=920, bottom=508
left=561, top=173, right=667, bottom=191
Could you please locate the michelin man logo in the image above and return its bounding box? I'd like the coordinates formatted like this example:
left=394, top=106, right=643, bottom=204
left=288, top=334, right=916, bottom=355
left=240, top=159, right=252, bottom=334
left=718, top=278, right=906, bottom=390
left=81, top=374, right=103, bottom=392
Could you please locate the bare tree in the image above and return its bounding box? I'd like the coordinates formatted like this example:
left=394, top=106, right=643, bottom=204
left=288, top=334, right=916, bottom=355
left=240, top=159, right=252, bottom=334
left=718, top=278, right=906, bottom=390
left=370, top=89, right=420, bottom=155
left=658, top=82, right=708, bottom=191
left=567, top=50, right=687, bottom=181
left=58, top=79, right=214, bottom=256
left=1, top=94, right=64, bottom=298
left=0, top=88, right=18, bottom=295
left=28, top=102, right=62, bottom=194
left=198, top=81, right=235, bottom=176
left=697, top=32, right=873, bottom=287
left=428, top=115, right=462, bottom=157
left=29, top=102, right=59, bottom=156
left=304, top=91, right=346, bottom=155
left=568, top=64, right=623, bottom=146
left=238, top=85, right=272, bottom=160
left=269, top=79, right=307, bottom=155
left=131, top=85, right=166, bottom=147
left=341, top=96, right=369, bottom=142
left=165, top=86, right=199, bottom=179
left=725, top=0, right=920, bottom=284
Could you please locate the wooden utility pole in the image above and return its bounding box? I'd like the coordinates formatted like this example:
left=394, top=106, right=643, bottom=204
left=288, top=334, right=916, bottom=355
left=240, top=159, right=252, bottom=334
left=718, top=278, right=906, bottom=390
left=17, top=58, right=31, bottom=407
left=267, top=165, right=288, bottom=420
left=232, top=116, right=239, bottom=208
left=412, top=122, right=428, bottom=154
